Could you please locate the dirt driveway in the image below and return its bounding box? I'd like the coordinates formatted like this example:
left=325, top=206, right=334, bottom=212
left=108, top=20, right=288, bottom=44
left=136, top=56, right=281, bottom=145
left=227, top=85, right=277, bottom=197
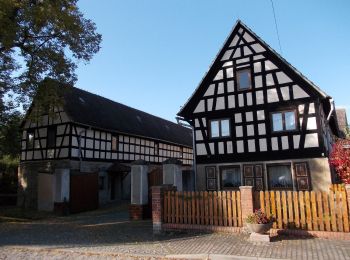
left=1, top=204, right=350, bottom=259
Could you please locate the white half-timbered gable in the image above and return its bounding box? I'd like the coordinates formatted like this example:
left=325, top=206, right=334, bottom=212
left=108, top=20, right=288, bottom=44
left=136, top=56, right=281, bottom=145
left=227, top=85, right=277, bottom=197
left=178, top=20, right=340, bottom=192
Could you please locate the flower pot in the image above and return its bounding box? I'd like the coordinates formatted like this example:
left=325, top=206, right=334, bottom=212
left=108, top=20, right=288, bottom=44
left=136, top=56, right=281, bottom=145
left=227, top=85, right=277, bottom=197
left=246, top=222, right=273, bottom=234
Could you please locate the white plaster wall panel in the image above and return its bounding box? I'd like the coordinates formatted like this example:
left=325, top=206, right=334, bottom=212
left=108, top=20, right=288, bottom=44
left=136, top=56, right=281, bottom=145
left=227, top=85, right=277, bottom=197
left=204, top=84, right=215, bottom=97
left=293, top=85, right=309, bottom=99
left=304, top=133, right=319, bottom=148
left=233, top=48, right=241, bottom=58
left=55, top=138, right=62, bottom=147
left=195, top=119, right=200, bottom=127
left=112, top=153, right=117, bottom=159
left=266, top=74, right=274, bottom=86
left=196, top=130, right=203, bottom=141
left=259, top=138, right=267, bottom=151
left=258, top=123, right=266, bottom=135
left=72, top=136, right=78, bottom=146
left=244, top=46, right=253, bottom=56
left=279, top=86, right=290, bottom=101
left=62, top=136, right=69, bottom=146
left=255, top=75, right=263, bottom=88
left=248, top=139, right=256, bottom=152
left=237, top=57, right=249, bottom=64
left=257, top=110, right=265, bottom=120
left=123, top=154, right=129, bottom=160
left=217, top=83, right=224, bottom=94
left=267, top=88, right=279, bottom=103
left=246, top=93, right=253, bottom=106
left=130, top=145, right=135, bottom=153
left=309, top=103, right=315, bottom=114
left=293, top=135, right=301, bottom=149
left=214, top=70, right=224, bottom=81
left=223, top=61, right=233, bottom=67
left=106, top=142, right=111, bottom=150
left=264, top=60, right=278, bottom=71
left=38, top=128, right=47, bottom=138
left=227, top=141, right=233, bottom=154
left=86, top=129, right=94, bottom=138
left=237, top=140, right=244, bottom=153
left=101, top=141, right=106, bottom=150
left=119, top=135, right=124, bottom=142
left=221, top=49, right=233, bottom=61
left=238, top=94, right=244, bottom=107
left=307, top=117, right=317, bottom=130
left=41, top=115, right=48, bottom=126
left=94, top=151, right=99, bottom=158
left=230, top=35, right=239, bottom=47
left=21, top=141, right=26, bottom=150
left=253, top=54, right=265, bottom=60
left=41, top=139, right=47, bottom=148
left=236, top=126, right=243, bottom=137
left=276, top=72, right=292, bottom=84
left=254, top=62, right=261, bottom=73
left=106, top=133, right=111, bottom=140
left=61, top=112, right=70, bottom=123
left=207, top=98, right=213, bottom=111
left=235, top=113, right=242, bottom=123
left=251, top=43, right=265, bottom=53
left=209, top=143, right=215, bottom=154
left=238, top=28, right=243, bottom=34
left=299, top=118, right=303, bottom=126
left=218, top=142, right=224, bottom=154
left=256, top=90, right=264, bottom=105
left=22, top=130, right=27, bottom=139
left=27, top=151, right=33, bottom=160
left=271, top=137, right=279, bottom=151
left=243, top=32, right=254, bottom=42
left=34, top=151, right=41, bottom=159
left=57, top=125, right=66, bottom=136
left=227, top=81, right=235, bottom=92
left=85, top=149, right=92, bottom=158
left=228, top=95, right=235, bottom=108
left=202, top=118, right=207, bottom=127
left=226, top=68, right=234, bottom=78
left=71, top=148, right=79, bottom=157
left=298, top=104, right=305, bottom=114
left=246, top=112, right=253, bottom=122
left=194, top=100, right=205, bottom=113
left=281, top=136, right=289, bottom=150
left=215, top=97, right=225, bottom=110
left=247, top=125, right=254, bottom=136
left=238, top=39, right=244, bottom=45
left=86, top=139, right=93, bottom=149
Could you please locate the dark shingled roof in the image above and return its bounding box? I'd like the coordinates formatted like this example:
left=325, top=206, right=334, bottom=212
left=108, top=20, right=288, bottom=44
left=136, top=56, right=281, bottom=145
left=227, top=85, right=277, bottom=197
left=62, top=86, right=193, bottom=147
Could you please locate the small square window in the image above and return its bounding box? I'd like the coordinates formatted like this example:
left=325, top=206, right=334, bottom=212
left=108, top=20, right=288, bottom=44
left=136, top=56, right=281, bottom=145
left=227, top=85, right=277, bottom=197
left=272, top=110, right=296, bottom=132
left=220, top=167, right=241, bottom=189
left=210, top=119, right=230, bottom=138
left=237, top=69, right=251, bottom=90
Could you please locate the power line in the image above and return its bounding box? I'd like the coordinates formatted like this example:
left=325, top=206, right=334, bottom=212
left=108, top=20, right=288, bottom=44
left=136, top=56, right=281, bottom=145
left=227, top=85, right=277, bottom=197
left=270, top=0, right=283, bottom=54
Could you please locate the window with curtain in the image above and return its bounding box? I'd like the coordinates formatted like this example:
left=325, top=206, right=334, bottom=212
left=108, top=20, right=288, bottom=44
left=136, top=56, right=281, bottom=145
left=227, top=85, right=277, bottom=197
left=267, top=164, right=293, bottom=190
left=221, top=167, right=241, bottom=189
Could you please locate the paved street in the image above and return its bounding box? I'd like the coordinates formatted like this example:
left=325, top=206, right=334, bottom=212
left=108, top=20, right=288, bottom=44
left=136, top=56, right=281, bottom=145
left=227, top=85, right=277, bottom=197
left=1, top=204, right=350, bottom=260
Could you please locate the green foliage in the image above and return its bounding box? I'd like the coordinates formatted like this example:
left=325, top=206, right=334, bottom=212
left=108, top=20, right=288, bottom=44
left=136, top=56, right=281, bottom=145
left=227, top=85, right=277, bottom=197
left=0, top=111, right=22, bottom=158
left=0, top=0, right=102, bottom=112
left=0, top=155, right=19, bottom=193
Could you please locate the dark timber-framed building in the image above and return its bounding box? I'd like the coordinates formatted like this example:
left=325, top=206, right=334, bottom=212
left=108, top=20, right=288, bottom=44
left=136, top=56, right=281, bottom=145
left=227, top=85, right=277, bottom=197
left=19, top=85, right=193, bottom=212
left=178, top=20, right=340, bottom=192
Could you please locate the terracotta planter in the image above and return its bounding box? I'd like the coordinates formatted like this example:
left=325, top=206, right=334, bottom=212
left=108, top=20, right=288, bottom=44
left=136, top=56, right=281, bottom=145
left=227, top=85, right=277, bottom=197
left=246, top=222, right=273, bottom=234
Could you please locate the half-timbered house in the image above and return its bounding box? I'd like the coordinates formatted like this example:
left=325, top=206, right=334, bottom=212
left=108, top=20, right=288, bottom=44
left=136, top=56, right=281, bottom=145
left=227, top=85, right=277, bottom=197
left=178, top=20, right=340, bottom=192
left=19, top=85, right=193, bottom=212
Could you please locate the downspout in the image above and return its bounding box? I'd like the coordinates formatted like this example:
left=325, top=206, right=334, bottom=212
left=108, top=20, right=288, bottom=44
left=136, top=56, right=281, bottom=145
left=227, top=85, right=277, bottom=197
left=326, top=98, right=334, bottom=122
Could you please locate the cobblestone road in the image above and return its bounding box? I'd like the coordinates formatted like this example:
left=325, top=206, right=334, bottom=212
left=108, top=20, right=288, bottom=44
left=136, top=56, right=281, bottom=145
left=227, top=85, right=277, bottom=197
left=1, top=204, right=350, bottom=260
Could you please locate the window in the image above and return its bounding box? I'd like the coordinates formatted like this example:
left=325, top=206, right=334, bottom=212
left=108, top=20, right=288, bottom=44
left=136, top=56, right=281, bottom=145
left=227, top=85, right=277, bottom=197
left=267, top=164, right=293, bottom=190
left=272, top=111, right=296, bottom=132
left=47, top=126, right=56, bottom=148
left=112, top=136, right=118, bottom=151
left=210, top=119, right=230, bottom=138
left=220, top=166, right=241, bottom=189
left=237, top=69, right=251, bottom=90
left=27, top=130, right=34, bottom=149
left=243, top=164, right=264, bottom=191
left=206, top=166, right=217, bottom=191
left=294, top=162, right=311, bottom=191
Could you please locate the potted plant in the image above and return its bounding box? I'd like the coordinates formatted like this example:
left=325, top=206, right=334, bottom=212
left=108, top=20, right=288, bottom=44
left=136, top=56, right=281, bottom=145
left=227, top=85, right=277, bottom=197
left=245, top=209, right=273, bottom=234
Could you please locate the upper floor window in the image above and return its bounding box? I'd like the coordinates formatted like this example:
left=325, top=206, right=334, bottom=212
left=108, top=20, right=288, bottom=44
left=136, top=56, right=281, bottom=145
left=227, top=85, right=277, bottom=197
left=111, top=135, right=118, bottom=151
left=210, top=119, right=230, bottom=138
left=272, top=110, right=296, bottom=132
left=47, top=126, right=56, bottom=148
left=27, top=130, right=34, bottom=149
left=237, top=69, right=251, bottom=90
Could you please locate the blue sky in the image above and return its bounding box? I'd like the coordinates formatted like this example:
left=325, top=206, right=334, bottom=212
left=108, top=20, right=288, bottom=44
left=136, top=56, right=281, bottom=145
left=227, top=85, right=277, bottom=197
left=76, top=0, right=350, bottom=123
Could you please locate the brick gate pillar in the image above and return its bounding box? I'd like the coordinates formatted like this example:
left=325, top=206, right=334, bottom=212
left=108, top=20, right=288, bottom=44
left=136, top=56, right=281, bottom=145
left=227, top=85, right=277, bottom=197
left=151, top=185, right=176, bottom=234
left=239, top=186, right=254, bottom=226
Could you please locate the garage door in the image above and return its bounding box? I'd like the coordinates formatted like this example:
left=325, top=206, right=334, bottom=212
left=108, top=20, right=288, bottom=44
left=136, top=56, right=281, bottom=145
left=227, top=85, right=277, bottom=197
left=70, top=172, right=98, bottom=213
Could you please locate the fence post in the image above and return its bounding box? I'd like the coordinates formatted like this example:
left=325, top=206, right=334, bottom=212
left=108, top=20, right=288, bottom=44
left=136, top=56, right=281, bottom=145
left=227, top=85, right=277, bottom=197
left=151, top=185, right=176, bottom=234
left=345, top=184, right=350, bottom=215
left=239, top=186, right=254, bottom=226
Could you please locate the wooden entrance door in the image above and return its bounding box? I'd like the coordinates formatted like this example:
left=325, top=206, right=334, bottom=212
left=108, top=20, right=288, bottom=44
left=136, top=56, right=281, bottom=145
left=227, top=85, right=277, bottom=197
left=146, top=167, right=163, bottom=217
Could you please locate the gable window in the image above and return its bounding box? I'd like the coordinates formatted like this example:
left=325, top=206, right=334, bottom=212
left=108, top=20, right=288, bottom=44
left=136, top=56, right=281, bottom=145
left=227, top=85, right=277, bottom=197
left=27, top=130, right=34, bottom=149
left=237, top=69, right=251, bottom=90
left=47, top=126, right=56, bottom=148
left=267, top=164, right=293, bottom=190
left=210, top=119, right=230, bottom=138
left=271, top=111, right=296, bottom=132
left=112, top=135, right=118, bottom=151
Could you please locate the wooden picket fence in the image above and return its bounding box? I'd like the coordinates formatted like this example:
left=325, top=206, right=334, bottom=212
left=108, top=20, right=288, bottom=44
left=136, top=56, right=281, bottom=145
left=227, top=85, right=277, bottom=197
left=163, top=191, right=242, bottom=227
left=330, top=184, right=345, bottom=192
left=256, top=190, right=349, bottom=232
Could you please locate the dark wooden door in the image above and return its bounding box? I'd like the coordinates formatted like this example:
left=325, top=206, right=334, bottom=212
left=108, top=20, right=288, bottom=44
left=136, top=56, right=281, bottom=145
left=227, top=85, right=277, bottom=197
left=146, top=168, right=163, bottom=217
left=70, top=172, right=98, bottom=213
